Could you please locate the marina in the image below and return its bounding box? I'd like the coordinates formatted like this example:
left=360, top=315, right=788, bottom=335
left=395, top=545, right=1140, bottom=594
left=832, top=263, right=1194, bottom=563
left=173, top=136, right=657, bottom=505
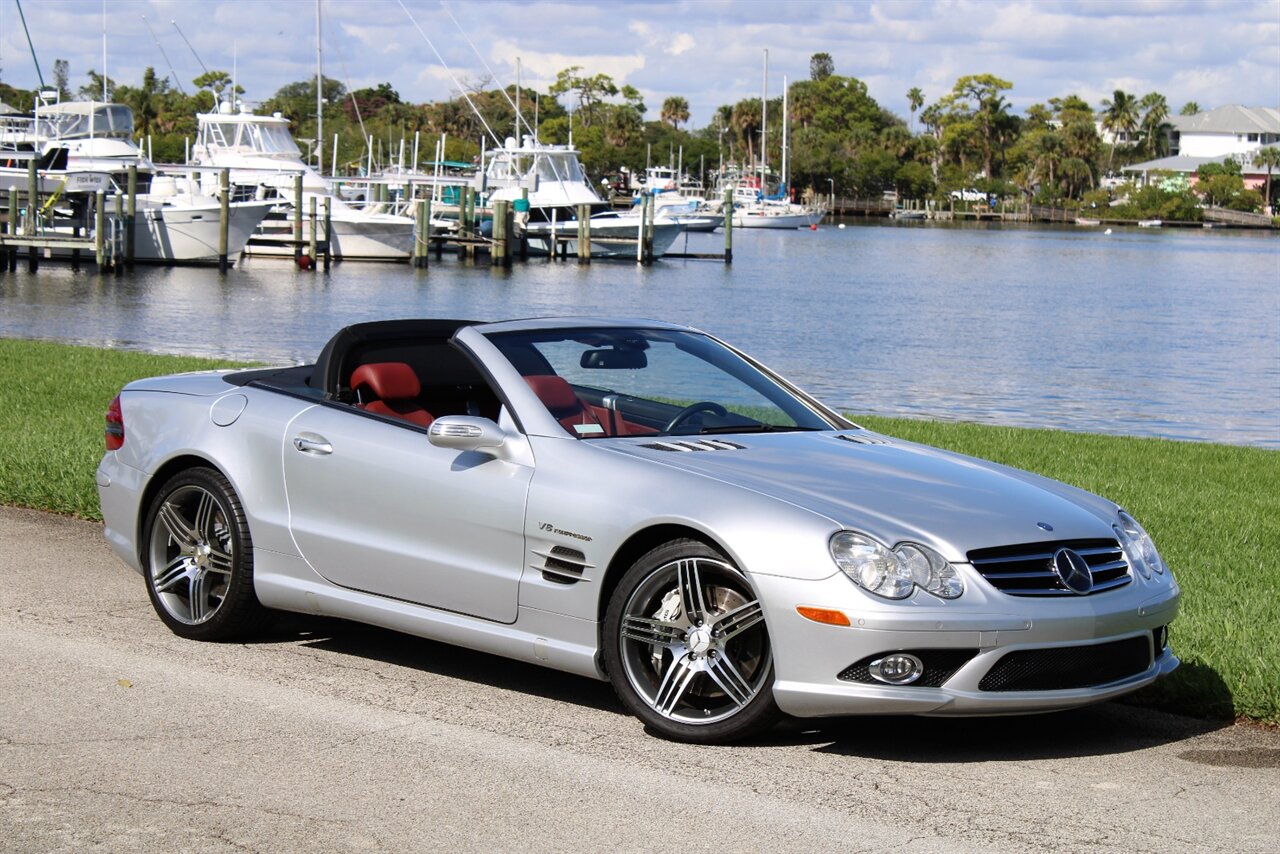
left=2, top=220, right=1276, bottom=450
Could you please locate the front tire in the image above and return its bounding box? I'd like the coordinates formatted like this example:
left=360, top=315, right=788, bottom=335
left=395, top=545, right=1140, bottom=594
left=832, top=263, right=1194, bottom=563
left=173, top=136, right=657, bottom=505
left=603, top=539, right=780, bottom=743
left=142, top=467, right=270, bottom=641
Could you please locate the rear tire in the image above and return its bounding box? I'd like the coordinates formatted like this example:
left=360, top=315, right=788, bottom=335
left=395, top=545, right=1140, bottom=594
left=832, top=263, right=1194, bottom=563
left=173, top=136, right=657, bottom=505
left=142, top=467, right=270, bottom=641
left=603, top=539, right=781, bottom=743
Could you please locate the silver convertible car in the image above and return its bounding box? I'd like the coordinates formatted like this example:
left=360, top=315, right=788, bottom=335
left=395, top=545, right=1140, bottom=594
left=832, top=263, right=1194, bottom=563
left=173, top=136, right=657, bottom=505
left=97, top=318, right=1181, bottom=742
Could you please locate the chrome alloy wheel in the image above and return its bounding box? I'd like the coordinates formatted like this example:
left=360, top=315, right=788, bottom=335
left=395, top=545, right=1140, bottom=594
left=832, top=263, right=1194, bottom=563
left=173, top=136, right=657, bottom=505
left=147, top=484, right=235, bottom=625
left=618, top=557, right=771, bottom=725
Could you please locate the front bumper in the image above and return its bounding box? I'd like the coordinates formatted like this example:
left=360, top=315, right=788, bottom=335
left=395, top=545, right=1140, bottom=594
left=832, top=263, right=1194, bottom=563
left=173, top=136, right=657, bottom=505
left=753, top=569, right=1181, bottom=718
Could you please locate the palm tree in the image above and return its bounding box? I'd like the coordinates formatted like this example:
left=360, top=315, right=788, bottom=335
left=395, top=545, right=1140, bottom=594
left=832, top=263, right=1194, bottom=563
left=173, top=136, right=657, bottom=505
left=1179, top=101, right=1201, bottom=116
left=1138, top=93, right=1170, bottom=159
left=730, top=98, right=762, bottom=167
left=1060, top=157, right=1093, bottom=199
left=1253, top=146, right=1280, bottom=213
left=1030, top=131, right=1065, bottom=194
left=1100, top=89, right=1140, bottom=173
left=975, top=93, right=1012, bottom=179
left=907, top=87, right=924, bottom=133
left=1061, top=122, right=1100, bottom=193
left=713, top=104, right=734, bottom=162
left=660, top=96, right=690, bottom=130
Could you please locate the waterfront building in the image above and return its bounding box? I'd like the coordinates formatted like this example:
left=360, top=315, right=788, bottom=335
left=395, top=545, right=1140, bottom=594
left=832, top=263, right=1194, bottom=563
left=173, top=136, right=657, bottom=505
left=1121, top=105, right=1279, bottom=195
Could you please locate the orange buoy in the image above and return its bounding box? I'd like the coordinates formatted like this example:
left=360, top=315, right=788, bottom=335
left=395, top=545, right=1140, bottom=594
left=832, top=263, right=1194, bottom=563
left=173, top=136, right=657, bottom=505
left=296, top=253, right=314, bottom=270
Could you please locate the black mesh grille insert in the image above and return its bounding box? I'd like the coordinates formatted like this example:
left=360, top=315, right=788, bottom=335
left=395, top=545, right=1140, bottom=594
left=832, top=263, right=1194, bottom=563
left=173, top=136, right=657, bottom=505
left=967, top=538, right=1131, bottom=596
left=838, top=649, right=979, bottom=688
left=978, top=636, right=1152, bottom=691
left=542, top=546, right=585, bottom=584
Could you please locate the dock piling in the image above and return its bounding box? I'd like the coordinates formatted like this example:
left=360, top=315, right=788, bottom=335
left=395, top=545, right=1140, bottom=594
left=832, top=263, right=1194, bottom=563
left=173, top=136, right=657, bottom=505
left=724, top=190, right=733, bottom=264
left=293, top=174, right=303, bottom=261
left=577, top=204, right=591, bottom=264
left=126, top=164, right=137, bottom=268
left=636, top=195, right=645, bottom=263
left=492, top=200, right=510, bottom=268
left=6, top=186, right=17, bottom=272
left=644, top=191, right=656, bottom=265
left=26, top=160, right=38, bottom=272
left=308, top=196, right=318, bottom=269
left=112, top=193, right=123, bottom=276
left=95, top=190, right=105, bottom=271
left=218, top=169, right=230, bottom=273
left=323, top=196, right=332, bottom=271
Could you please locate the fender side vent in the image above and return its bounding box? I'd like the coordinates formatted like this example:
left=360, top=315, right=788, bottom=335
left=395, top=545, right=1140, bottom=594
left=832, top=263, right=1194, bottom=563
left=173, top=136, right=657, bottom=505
left=531, top=545, right=593, bottom=585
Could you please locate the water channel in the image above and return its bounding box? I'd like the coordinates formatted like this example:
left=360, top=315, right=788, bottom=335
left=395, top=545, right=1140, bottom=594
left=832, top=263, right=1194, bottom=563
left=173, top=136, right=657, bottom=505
left=2, top=220, right=1277, bottom=448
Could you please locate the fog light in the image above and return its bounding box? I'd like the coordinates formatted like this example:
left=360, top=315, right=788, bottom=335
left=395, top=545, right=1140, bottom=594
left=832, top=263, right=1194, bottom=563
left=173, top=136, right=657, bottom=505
left=869, top=653, right=924, bottom=685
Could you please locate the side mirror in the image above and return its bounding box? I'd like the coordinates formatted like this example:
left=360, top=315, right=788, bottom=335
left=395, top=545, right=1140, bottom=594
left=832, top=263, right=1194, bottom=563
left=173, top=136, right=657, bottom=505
left=428, top=415, right=511, bottom=459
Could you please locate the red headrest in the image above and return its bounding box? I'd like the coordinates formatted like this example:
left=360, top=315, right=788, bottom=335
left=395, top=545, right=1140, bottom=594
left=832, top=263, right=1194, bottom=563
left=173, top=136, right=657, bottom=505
left=350, top=362, right=421, bottom=401
left=524, top=374, right=579, bottom=411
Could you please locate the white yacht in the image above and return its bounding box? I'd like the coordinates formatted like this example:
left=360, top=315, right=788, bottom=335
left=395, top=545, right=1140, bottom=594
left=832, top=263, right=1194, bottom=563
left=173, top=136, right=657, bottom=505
left=484, top=136, right=684, bottom=258
left=1, top=101, right=273, bottom=265
left=633, top=166, right=722, bottom=232
left=188, top=104, right=413, bottom=261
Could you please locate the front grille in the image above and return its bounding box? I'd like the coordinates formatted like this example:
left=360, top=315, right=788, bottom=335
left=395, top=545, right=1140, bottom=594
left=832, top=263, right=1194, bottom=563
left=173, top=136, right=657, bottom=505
left=838, top=649, right=979, bottom=687
left=978, top=636, right=1152, bottom=691
left=967, top=538, right=1131, bottom=596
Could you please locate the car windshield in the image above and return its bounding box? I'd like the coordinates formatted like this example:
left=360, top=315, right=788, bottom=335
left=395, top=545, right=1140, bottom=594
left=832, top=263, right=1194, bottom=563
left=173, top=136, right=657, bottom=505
left=486, top=327, right=836, bottom=438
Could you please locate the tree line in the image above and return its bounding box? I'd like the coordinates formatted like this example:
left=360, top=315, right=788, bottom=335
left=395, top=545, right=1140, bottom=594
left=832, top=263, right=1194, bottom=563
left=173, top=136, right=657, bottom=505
left=2, top=52, right=1275, bottom=217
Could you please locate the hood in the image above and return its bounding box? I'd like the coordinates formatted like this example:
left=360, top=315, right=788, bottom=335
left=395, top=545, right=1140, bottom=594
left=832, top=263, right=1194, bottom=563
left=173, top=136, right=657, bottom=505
left=603, top=432, right=1119, bottom=561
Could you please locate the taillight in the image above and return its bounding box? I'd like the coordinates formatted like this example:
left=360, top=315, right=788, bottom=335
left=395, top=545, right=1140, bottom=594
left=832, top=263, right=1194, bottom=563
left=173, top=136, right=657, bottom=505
left=105, top=394, right=125, bottom=450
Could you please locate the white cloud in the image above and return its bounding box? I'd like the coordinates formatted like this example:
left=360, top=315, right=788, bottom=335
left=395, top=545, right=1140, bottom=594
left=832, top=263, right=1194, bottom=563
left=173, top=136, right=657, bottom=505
left=0, top=0, right=1274, bottom=128
left=488, top=39, right=645, bottom=90
left=667, top=34, right=697, bottom=56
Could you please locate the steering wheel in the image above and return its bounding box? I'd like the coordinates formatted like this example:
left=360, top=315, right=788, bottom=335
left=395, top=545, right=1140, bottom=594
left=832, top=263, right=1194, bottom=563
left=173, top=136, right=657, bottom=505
left=664, top=401, right=728, bottom=433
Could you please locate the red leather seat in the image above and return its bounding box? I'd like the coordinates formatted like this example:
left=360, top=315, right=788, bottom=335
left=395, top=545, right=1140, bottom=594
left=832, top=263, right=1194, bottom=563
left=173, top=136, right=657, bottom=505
left=524, top=375, right=608, bottom=436
left=350, top=362, right=433, bottom=427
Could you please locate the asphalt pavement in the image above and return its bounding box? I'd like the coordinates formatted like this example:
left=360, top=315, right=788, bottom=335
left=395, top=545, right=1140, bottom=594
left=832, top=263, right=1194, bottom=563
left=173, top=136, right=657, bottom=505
left=1, top=505, right=1277, bottom=853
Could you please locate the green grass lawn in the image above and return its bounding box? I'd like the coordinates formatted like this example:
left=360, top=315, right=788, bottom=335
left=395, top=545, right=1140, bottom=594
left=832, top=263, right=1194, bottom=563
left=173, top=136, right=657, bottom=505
left=1, top=338, right=1276, bottom=724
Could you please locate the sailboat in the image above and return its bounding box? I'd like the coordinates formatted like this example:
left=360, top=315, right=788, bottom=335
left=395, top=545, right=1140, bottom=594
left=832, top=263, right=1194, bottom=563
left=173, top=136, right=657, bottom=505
left=726, top=54, right=825, bottom=230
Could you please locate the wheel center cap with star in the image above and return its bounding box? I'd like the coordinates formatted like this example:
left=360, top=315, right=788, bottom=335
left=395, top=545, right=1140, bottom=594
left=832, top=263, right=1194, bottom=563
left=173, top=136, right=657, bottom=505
left=687, top=626, right=714, bottom=657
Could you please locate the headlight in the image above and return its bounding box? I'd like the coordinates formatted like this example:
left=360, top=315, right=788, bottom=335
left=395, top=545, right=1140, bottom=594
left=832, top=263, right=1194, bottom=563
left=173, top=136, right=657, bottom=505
left=830, top=532, right=963, bottom=600
left=1114, top=510, right=1165, bottom=578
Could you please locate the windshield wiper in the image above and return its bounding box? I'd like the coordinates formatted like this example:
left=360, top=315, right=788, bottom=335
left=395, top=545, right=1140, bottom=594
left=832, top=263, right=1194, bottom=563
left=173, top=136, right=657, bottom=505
left=696, top=424, right=820, bottom=435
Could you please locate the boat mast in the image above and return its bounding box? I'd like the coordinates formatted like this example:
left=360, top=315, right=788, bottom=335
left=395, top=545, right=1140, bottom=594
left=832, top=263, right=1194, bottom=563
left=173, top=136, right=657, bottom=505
left=102, top=0, right=108, bottom=102
left=515, top=57, right=521, bottom=143
left=760, top=49, right=767, bottom=195
left=14, top=0, right=47, bottom=90
left=316, top=0, right=323, bottom=172
left=781, top=74, right=788, bottom=198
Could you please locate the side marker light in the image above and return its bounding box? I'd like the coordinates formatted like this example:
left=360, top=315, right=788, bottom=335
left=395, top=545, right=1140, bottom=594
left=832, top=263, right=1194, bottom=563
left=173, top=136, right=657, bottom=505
left=796, top=606, right=851, bottom=627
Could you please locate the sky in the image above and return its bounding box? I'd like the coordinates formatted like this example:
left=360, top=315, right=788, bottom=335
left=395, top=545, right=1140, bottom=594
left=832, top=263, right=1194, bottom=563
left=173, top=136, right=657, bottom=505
left=1, top=0, right=1278, bottom=126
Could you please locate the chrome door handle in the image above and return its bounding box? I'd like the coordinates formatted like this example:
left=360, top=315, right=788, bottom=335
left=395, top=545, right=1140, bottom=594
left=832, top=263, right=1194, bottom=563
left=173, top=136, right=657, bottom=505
left=293, top=434, right=333, bottom=455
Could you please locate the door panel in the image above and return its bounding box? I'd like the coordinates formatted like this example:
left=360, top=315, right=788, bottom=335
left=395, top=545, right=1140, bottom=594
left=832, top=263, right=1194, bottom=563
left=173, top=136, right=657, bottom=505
left=281, top=405, right=531, bottom=623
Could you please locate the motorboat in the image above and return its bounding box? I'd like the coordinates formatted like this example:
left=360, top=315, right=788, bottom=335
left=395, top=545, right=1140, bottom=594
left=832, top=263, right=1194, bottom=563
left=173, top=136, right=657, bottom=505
left=484, top=136, right=684, bottom=258
left=1, top=101, right=272, bottom=264
left=187, top=104, right=413, bottom=261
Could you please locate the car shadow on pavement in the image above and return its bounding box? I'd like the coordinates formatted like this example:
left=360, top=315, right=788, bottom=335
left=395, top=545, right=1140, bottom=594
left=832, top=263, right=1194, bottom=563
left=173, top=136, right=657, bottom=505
left=789, top=702, right=1231, bottom=761
left=251, top=615, right=1237, bottom=757
left=263, top=613, right=625, bottom=715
